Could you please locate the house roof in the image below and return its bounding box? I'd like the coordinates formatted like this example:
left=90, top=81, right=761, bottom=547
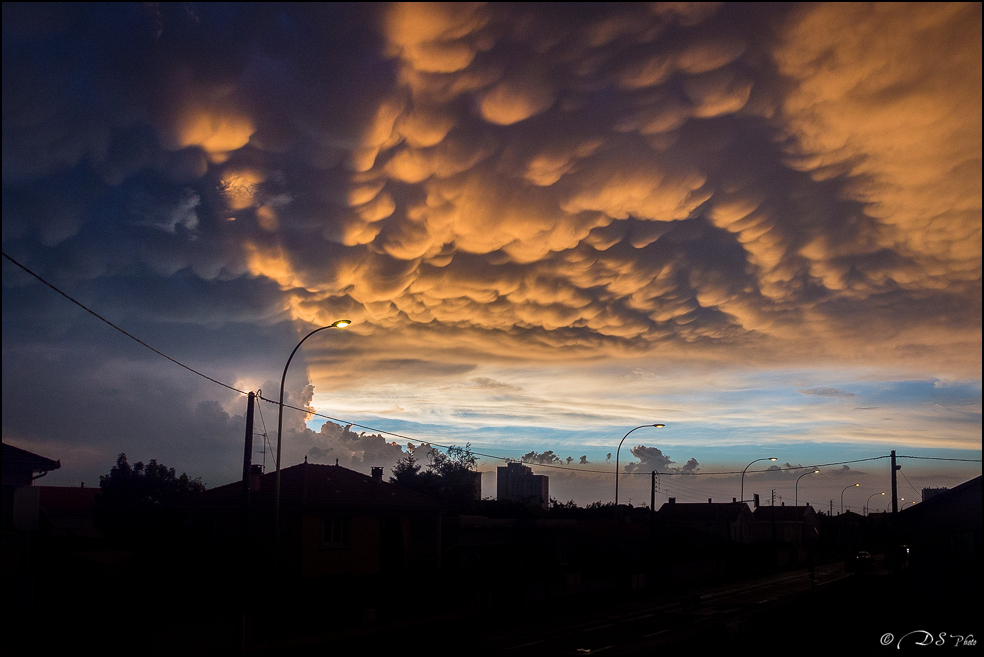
left=2, top=442, right=61, bottom=485
left=656, top=501, right=751, bottom=523
left=205, top=461, right=445, bottom=512
left=752, top=505, right=818, bottom=522
left=38, top=485, right=100, bottom=514
left=899, top=475, right=982, bottom=522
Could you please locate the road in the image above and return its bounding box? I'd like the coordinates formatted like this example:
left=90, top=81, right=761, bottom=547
left=480, top=563, right=855, bottom=654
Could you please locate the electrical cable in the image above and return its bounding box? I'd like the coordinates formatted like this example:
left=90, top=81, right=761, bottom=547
left=6, top=250, right=979, bottom=482
left=3, top=251, right=248, bottom=396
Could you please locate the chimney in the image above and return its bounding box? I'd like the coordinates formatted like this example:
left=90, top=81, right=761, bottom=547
left=708, top=498, right=712, bottom=503
left=668, top=497, right=676, bottom=504
left=371, top=467, right=383, bottom=483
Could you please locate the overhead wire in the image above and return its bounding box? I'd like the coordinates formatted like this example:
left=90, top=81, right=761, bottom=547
left=5, top=250, right=979, bottom=481
left=3, top=251, right=249, bottom=397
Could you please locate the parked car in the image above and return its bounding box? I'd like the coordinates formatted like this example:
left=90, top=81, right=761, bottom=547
left=847, top=550, right=875, bottom=572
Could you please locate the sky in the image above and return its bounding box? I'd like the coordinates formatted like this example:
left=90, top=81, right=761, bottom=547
left=3, top=2, right=981, bottom=509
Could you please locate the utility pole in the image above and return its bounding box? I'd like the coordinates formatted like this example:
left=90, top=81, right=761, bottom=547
left=241, top=392, right=255, bottom=493
left=891, top=449, right=899, bottom=515
left=650, top=471, right=658, bottom=536
left=890, top=449, right=903, bottom=572
left=239, top=391, right=256, bottom=654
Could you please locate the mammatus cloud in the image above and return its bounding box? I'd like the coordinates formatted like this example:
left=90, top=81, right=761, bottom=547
left=4, top=3, right=978, bottom=372
left=263, top=2, right=978, bottom=378
left=2, top=4, right=979, bottom=494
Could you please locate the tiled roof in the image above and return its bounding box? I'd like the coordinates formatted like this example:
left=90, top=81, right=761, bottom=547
left=752, top=505, right=816, bottom=522
left=205, top=462, right=445, bottom=512
left=2, top=442, right=61, bottom=485
left=656, top=502, right=750, bottom=522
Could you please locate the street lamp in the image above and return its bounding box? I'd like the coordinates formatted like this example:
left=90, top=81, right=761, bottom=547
left=615, top=424, right=664, bottom=507
left=740, top=457, right=777, bottom=504
left=887, top=497, right=905, bottom=512
left=274, top=319, right=350, bottom=556
left=865, top=492, right=885, bottom=516
left=795, top=469, right=820, bottom=507
left=841, top=482, right=859, bottom=514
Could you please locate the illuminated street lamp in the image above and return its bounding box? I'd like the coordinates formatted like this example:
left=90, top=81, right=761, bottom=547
left=795, top=468, right=820, bottom=507
left=275, top=319, right=350, bottom=558
left=841, top=482, right=860, bottom=514
left=615, top=424, right=664, bottom=507
left=865, top=492, right=885, bottom=516
left=740, top=457, right=777, bottom=504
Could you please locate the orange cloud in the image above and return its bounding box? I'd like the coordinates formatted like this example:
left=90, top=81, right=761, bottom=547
left=777, top=2, right=982, bottom=290
left=173, top=106, right=254, bottom=164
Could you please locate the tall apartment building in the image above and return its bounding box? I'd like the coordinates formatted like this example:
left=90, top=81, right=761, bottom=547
left=496, top=462, right=549, bottom=509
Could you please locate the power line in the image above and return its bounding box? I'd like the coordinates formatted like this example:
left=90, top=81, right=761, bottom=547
left=6, top=250, right=979, bottom=479
left=898, top=455, right=982, bottom=462
left=3, top=251, right=523, bottom=463
left=620, top=455, right=893, bottom=476
left=3, top=251, right=248, bottom=397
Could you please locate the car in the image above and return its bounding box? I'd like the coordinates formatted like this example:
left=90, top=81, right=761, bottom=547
left=847, top=550, right=875, bottom=572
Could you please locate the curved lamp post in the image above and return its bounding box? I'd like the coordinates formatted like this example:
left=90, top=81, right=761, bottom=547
left=274, top=319, right=350, bottom=556
left=740, top=457, right=777, bottom=504
left=887, top=498, right=905, bottom=512
left=840, top=482, right=859, bottom=514
left=865, top=492, right=885, bottom=516
left=795, top=469, right=820, bottom=507
left=615, top=424, right=664, bottom=506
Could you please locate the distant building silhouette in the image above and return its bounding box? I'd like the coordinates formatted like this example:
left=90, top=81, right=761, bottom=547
left=921, top=486, right=948, bottom=502
left=752, top=504, right=820, bottom=545
left=656, top=500, right=755, bottom=543
left=202, top=461, right=445, bottom=577
left=496, top=462, right=548, bottom=509
left=902, top=475, right=981, bottom=573
left=752, top=504, right=821, bottom=566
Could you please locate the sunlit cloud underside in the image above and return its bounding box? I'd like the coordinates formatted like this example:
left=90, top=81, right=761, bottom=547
left=2, top=3, right=980, bottom=494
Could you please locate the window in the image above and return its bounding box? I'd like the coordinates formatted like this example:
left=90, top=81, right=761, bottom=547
left=323, top=516, right=348, bottom=546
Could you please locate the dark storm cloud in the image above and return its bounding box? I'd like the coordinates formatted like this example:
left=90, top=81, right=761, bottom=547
left=5, top=2, right=978, bottom=369
left=0, top=331, right=248, bottom=487
left=3, top=3, right=979, bottom=490
left=521, top=450, right=562, bottom=465
left=624, top=445, right=699, bottom=474
left=305, top=421, right=406, bottom=471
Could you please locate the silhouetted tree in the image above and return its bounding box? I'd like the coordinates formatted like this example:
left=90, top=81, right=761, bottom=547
left=390, top=450, right=442, bottom=496
left=390, top=444, right=478, bottom=509
left=96, top=452, right=204, bottom=545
